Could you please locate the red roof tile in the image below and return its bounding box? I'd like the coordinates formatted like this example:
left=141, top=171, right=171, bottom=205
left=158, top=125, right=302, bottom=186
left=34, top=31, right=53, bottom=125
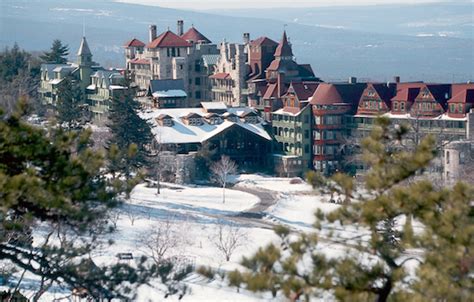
left=146, top=30, right=192, bottom=48
left=263, top=83, right=278, bottom=99
left=124, top=38, right=145, bottom=47
left=310, top=84, right=343, bottom=105
left=209, top=73, right=231, bottom=80
left=181, top=27, right=211, bottom=44
left=274, top=31, right=293, bottom=58
left=284, top=81, right=319, bottom=101
left=250, top=36, right=278, bottom=47
left=448, top=84, right=474, bottom=104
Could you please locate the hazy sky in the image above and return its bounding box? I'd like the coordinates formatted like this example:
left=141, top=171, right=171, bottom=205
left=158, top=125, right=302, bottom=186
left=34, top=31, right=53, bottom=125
left=116, top=0, right=464, bottom=10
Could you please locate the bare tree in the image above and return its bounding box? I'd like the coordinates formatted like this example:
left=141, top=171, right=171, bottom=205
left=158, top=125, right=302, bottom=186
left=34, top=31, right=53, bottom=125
left=210, top=156, right=237, bottom=203
left=210, top=222, right=248, bottom=262
left=141, top=216, right=183, bottom=264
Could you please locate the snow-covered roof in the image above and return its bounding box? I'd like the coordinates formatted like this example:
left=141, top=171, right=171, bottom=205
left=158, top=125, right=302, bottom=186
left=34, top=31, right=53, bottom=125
left=152, top=89, right=187, bottom=98
left=140, top=107, right=271, bottom=144
left=355, top=112, right=467, bottom=121
left=201, top=102, right=227, bottom=111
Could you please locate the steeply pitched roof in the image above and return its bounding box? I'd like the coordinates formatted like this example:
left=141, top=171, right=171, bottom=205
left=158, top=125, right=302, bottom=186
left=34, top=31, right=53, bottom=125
left=250, top=36, right=278, bottom=47
left=310, top=83, right=343, bottom=105
left=146, top=30, right=192, bottom=48
left=391, top=83, right=425, bottom=102
left=77, top=36, right=92, bottom=56
left=449, top=83, right=474, bottom=104
left=124, top=38, right=145, bottom=47
left=181, top=27, right=211, bottom=44
left=297, top=64, right=316, bottom=78
left=274, top=31, right=293, bottom=57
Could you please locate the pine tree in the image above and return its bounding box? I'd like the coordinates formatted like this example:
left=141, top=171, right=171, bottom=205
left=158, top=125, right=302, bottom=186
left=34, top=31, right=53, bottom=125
left=0, top=43, right=30, bottom=82
left=56, top=76, right=85, bottom=129
left=232, top=117, right=473, bottom=301
left=107, top=86, right=154, bottom=178
left=40, top=39, right=69, bottom=64
left=0, top=103, right=158, bottom=299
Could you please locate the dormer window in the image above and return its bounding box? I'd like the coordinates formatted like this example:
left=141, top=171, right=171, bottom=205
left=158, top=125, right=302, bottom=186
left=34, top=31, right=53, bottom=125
left=156, top=115, right=174, bottom=127
left=422, top=89, right=430, bottom=98
left=367, top=90, right=376, bottom=97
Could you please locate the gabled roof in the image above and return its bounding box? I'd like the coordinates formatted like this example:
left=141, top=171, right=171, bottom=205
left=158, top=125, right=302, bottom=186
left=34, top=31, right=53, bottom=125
left=124, top=38, right=145, bottom=47
left=310, top=83, right=343, bottom=105
left=422, top=84, right=452, bottom=107
left=77, top=36, right=92, bottom=56
left=181, top=27, right=211, bottom=44
left=364, top=83, right=397, bottom=107
left=157, top=114, right=173, bottom=120
left=209, top=73, right=231, bottom=80
left=250, top=36, right=278, bottom=47
left=284, top=82, right=319, bottom=101
left=274, top=31, right=293, bottom=57
left=241, top=110, right=259, bottom=117
left=146, top=30, right=192, bottom=48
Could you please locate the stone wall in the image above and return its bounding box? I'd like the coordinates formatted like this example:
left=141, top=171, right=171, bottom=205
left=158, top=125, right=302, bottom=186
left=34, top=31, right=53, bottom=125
left=158, top=152, right=197, bottom=184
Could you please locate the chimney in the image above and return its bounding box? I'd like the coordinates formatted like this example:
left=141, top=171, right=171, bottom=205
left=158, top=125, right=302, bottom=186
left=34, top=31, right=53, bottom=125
left=349, top=77, right=357, bottom=84
left=149, top=24, right=157, bottom=42
left=243, top=33, right=250, bottom=44
left=394, top=76, right=400, bottom=83
left=177, top=20, right=184, bottom=36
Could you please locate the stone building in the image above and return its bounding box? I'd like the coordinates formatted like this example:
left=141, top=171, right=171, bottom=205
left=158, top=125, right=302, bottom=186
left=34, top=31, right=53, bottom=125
left=443, top=140, right=474, bottom=184
left=124, top=21, right=219, bottom=106
left=210, top=42, right=248, bottom=107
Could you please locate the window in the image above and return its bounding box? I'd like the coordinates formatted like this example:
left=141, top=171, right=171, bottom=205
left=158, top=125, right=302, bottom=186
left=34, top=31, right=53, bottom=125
left=305, top=144, right=309, bottom=153
left=195, top=77, right=201, bottom=85
left=458, top=103, right=463, bottom=113
left=304, top=115, right=309, bottom=124
left=446, top=151, right=450, bottom=164
left=304, top=130, right=309, bottom=139
left=400, top=102, right=405, bottom=111
left=195, top=91, right=201, bottom=99
left=450, top=104, right=455, bottom=112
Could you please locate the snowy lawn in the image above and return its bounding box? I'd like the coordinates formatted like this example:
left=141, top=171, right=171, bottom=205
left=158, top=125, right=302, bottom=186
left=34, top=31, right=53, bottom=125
left=233, top=174, right=313, bottom=193
left=131, top=183, right=260, bottom=214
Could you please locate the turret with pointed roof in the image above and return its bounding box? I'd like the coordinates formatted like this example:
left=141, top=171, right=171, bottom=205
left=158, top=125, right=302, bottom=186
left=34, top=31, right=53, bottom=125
left=77, top=36, right=93, bottom=89
left=181, top=26, right=212, bottom=44
left=274, top=31, right=293, bottom=59
left=77, top=36, right=92, bottom=67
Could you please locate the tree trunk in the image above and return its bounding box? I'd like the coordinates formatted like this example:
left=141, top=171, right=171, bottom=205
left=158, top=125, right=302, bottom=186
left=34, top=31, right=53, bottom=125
left=222, top=182, right=226, bottom=204
left=376, top=277, right=392, bottom=302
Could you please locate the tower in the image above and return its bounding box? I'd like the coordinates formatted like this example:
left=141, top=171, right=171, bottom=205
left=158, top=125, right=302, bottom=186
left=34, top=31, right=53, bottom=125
left=77, top=36, right=93, bottom=88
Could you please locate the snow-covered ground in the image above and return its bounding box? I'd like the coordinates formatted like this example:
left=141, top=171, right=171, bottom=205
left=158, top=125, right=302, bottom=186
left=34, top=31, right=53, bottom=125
left=5, top=174, right=421, bottom=301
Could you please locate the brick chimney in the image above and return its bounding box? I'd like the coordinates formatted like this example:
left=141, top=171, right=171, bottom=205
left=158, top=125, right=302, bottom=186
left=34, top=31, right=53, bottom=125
left=349, top=77, right=357, bottom=84
left=394, top=76, right=401, bottom=83
left=149, top=24, right=157, bottom=42
left=177, top=20, right=184, bottom=36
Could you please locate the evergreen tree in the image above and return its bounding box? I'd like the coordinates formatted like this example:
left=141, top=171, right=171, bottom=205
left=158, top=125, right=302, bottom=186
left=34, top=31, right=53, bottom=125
left=0, top=44, right=29, bottom=82
left=107, top=86, right=154, bottom=178
left=40, top=39, right=69, bottom=64
left=0, top=103, right=157, bottom=299
left=56, top=76, right=85, bottom=129
left=231, top=117, right=473, bottom=301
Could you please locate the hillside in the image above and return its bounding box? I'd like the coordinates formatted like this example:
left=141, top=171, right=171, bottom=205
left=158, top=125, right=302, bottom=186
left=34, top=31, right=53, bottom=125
left=1, top=0, right=472, bottom=82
